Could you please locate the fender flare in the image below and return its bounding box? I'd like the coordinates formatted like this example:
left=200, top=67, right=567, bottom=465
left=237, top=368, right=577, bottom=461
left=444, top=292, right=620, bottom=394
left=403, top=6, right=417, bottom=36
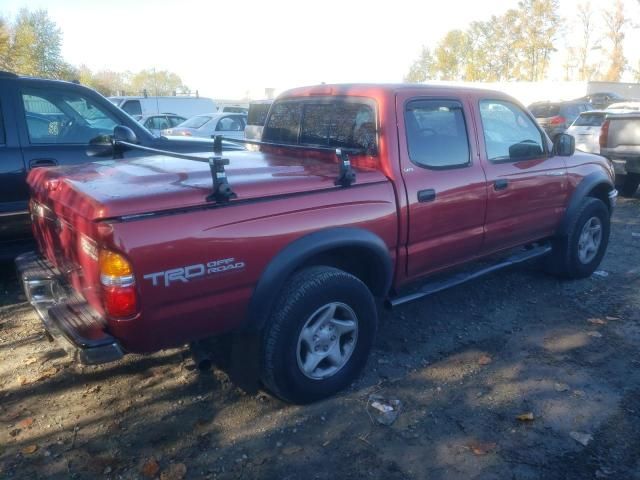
left=245, top=227, right=393, bottom=332
left=558, top=171, right=614, bottom=236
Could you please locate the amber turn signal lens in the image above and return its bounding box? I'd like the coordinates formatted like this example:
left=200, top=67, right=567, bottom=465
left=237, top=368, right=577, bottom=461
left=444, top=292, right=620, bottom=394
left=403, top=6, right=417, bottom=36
left=99, top=250, right=133, bottom=277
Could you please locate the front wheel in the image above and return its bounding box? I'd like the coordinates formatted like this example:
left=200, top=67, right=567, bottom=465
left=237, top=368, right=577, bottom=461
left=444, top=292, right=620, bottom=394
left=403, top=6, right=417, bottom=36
left=261, top=266, right=377, bottom=404
left=545, top=197, right=610, bottom=279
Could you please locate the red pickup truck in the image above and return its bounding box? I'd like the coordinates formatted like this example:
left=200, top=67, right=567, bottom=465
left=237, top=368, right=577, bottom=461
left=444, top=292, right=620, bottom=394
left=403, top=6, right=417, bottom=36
left=17, top=84, right=617, bottom=403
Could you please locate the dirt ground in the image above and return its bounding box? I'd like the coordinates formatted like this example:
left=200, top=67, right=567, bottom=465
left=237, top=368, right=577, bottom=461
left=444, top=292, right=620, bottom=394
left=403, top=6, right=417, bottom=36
left=1, top=197, right=639, bottom=480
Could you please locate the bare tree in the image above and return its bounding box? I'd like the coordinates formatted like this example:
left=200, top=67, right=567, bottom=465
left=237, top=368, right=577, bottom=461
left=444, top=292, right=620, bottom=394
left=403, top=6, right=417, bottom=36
left=602, top=0, right=629, bottom=81
left=576, top=1, right=596, bottom=80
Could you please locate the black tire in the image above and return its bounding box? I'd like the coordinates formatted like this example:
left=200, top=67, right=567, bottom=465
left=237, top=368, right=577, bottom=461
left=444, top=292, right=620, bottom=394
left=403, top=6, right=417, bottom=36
left=261, top=266, right=377, bottom=404
left=545, top=197, right=610, bottom=279
left=619, top=173, right=640, bottom=198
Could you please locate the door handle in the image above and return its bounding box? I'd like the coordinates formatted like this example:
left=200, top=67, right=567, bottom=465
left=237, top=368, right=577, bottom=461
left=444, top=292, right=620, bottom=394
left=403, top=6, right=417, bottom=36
left=29, top=158, right=58, bottom=168
left=418, top=189, right=436, bottom=202
left=494, top=179, right=508, bottom=191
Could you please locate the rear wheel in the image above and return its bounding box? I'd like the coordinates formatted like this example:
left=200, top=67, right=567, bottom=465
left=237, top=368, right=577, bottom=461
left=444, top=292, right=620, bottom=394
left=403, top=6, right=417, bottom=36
left=619, top=173, right=640, bottom=198
left=545, top=197, right=610, bottom=279
left=261, top=266, right=377, bottom=404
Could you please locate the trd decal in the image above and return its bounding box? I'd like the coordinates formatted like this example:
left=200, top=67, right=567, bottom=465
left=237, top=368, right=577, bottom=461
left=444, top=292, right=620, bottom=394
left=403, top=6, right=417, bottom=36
left=143, top=257, right=245, bottom=287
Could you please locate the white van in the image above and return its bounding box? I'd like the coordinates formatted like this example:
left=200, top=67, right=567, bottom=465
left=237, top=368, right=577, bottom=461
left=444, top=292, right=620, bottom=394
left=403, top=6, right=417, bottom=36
left=109, top=96, right=217, bottom=119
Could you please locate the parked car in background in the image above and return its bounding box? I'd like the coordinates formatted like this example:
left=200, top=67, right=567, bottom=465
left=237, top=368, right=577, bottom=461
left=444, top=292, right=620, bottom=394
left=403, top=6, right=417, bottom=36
left=566, top=111, right=607, bottom=154
left=600, top=112, right=640, bottom=197
left=244, top=100, right=272, bottom=143
left=162, top=112, right=246, bottom=139
left=528, top=100, right=592, bottom=140
left=137, top=113, right=186, bottom=135
left=216, top=102, right=249, bottom=114
left=579, top=92, right=626, bottom=110
left=0, top=71, right=241, bottom=258
left=109, top=95, right=216, bottom=119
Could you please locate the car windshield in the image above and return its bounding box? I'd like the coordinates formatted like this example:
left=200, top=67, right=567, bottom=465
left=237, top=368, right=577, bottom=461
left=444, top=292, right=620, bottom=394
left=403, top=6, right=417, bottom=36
left=529, top=104, right=560, bottom=117
left=573, top=113, right=605, bottom=127
left=180, top=115, right=212, bottom=129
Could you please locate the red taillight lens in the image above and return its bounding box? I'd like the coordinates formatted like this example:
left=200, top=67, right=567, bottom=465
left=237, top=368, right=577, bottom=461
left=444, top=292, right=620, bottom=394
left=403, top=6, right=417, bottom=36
left=550, top=116, right=566, bottom=125
left=100, top=249, right=138, bottom=318
left=599, top=119, right=610, bottom=149
left=103, top=285, right=138, bottom=318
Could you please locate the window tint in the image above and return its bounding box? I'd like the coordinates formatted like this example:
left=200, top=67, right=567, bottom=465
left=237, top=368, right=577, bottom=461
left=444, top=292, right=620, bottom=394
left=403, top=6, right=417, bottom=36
left=263, top=101, right=302, bottom=143
left=573, top=113, right=605, bottom=127
left=169, top=116, right=186, bottom=127
left=404, top=99, right=470, bottom=168
left=122, top=100, right=142, bottom=116
left=480, top=100, right=545, bottom=162
left=529, top=103, right=560, bottom=118
left=247, top=103, right=271, bottom=126
left=264, top=99, right=377, bottom=152
left=145, top=116, right=170, bottom=130
left=181, top=115, right=211, bottom=129
left=216, top=116, right=244, bottom=132
left=565, top=104, right=580, bottom=120
left=22, top=88, right=118, bottom=144
left=0, top=101, right=5, bottom=144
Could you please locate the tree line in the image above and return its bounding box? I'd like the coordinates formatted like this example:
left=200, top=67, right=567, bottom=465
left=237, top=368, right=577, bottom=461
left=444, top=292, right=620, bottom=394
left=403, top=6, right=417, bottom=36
left=0, top=8, right=188, bottom=96
left=405, top=0, right=637, bottom=83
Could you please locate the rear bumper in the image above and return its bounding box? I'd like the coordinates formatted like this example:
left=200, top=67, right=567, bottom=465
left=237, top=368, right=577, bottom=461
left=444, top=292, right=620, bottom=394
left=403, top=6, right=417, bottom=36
left=15, top=252, right=124, bottom=365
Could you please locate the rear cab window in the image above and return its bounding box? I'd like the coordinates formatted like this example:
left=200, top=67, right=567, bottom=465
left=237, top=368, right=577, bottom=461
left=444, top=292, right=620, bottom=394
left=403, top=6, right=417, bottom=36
left=121, top=100, right=142, bottom=117
left=262, top=97, right=377, bottom=153
left=247, top=103, right=271, bottom=126
left=573, top=113, right=605, bottom=127
left=529, top=103, right=560, bottom=118
left=404, top=99, right=470, bottom=169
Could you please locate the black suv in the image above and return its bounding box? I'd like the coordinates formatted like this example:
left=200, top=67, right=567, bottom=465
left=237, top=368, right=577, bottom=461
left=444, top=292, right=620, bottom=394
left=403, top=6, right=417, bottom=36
left=0, top=72, right=240, bottom=258
left=528, top=100, right=593, bottom=140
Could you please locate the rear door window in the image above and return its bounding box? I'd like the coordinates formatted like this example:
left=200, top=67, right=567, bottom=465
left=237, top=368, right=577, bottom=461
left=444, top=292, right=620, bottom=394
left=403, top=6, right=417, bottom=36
left=404, top=99, right=470, bottom=169
left=169, top=116, right=186, bottom=127
left=215, top=116, right=244, bottom=132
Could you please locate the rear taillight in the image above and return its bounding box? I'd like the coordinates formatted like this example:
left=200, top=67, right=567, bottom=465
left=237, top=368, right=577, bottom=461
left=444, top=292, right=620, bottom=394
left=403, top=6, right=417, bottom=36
left=99, top=250, right=138, bottom=318
left=550, top=116, right=566, bottom=125
left=599, top=119, right=610, bottom=149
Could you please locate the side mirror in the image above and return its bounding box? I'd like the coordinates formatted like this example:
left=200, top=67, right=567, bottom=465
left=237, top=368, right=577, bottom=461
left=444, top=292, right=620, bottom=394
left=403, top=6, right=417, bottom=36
left=554, top=133, right=575, bottom=157
left=113, top=125, right=138, bottom=144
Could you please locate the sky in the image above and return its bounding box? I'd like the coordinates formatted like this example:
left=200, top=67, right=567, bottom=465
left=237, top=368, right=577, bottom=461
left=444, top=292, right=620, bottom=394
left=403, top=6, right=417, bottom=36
left=2, top=0, right=639, bottom=99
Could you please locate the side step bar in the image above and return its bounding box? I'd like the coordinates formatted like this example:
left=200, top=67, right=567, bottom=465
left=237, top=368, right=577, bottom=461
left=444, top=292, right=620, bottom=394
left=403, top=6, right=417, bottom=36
left=387, top=243, right=552, bottom=308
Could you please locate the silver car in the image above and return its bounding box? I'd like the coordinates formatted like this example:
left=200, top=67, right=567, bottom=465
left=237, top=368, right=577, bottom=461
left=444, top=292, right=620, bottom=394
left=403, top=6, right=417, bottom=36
left=161, top=112, right=246, bottom=139
left=566, top=111, right=607, bottom=154
left=137, top=114, right=186, bottom=136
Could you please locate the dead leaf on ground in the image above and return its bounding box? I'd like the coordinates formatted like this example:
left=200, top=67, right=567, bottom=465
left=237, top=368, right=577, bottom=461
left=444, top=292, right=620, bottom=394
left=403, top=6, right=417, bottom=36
left=587, top=318, right=606, bottom=325
left=516, top=412, right=535, bottom=422
left=160, top=463, right=187, bottom=480
left=18, top=376, right=30, bottom=386
left=4, top=410, right=22, bottom=421
left=467, top=441, right=497, bottom=455
left=141, top=458, right=160, bottom=478
left=21, top=445, right=38, bottom=455
left=23, top=357, right=38, bottom=366
left=35, top=367, right=58, bottom=382
left=18, top=417, right=34, bottom=429
left=478, top=355, right=492, bottom=366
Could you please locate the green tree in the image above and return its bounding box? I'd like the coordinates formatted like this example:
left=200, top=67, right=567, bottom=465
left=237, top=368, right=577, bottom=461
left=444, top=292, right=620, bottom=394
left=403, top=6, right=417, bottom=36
left=602, top=0, right=628, bottom=81
left=433, top=30, right=469, bottom=80
left=516, top=0, right=561, bottom=81
left=10, top=9, right=64, bottom=77
left=404, top=46, right=435, bottom=82
left=129, top=69, right=188, bottom=96
left=0, top=17, right=11, bottom=70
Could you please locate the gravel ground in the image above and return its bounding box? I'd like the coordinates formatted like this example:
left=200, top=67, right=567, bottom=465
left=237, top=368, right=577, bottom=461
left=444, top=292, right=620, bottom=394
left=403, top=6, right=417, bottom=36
left=1, top=196, right=639, bottom=480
